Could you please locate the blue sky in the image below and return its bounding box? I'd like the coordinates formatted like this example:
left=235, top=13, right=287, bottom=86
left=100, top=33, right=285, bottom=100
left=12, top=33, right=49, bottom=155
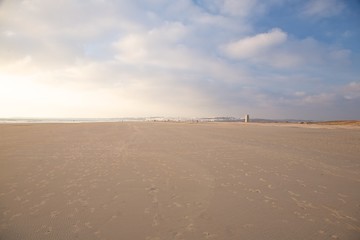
left=0, top=0, right=359, bottom=120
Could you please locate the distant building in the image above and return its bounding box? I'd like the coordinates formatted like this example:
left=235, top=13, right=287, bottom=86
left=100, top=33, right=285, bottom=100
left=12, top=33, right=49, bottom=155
left=245, top=114, right=250, bottom=123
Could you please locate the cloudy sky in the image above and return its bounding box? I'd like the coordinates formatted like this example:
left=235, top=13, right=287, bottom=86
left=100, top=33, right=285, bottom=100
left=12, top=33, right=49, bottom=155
left=1, top=0, right=359, bottom=120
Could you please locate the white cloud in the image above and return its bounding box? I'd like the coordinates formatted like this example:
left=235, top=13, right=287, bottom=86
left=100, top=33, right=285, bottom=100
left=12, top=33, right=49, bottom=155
left=222, top=28, right=287, bottom=59
left=277, top=81, right=360, bottom=114
left=112, top=20, right=246, bottom=83
left=149, top=21, right=188, bottom=42
left=114, top=34, right=148, bottom=61
left=294, top=91, right=306, bottom=97
left=112, top=24, right=194, bottom=70
left=221, top=0, right=261, bottom=17
left=5, top=55, right=33, bottom=69
left=301, top=93, right=336, bottom=105
left=3, top=30, right=15, bottom=37
left=222, top=29, right=351, bottom=69
left=329, top=49, right=351, bottom=62
left=302, top=0, right=345, bottom=18
left=193, top=0, right=280, bottom=18
left=343, top=82, right=360, bottom=100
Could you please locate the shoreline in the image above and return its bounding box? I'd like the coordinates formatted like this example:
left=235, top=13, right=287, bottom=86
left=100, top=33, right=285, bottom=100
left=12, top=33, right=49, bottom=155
left=1, top=120, right=359, bottom=130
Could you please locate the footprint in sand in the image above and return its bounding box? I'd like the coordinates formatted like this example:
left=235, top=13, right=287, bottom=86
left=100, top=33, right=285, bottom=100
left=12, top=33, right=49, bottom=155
left=3, top=210, right=10, bottom=216
left=10, top=213, right=22, bottom=221
left=14, top=196, right=22, bottom=201
left=44, top=226, right=52, bottom=235
left=248, top=188, right=261, bottom=194
left=186, top=223, right=195, bottom=232
left=243, top=224, right=254, bottom=229
left=173, top=202, right=182, bottom=208
left=337, top=193, right=348, bottom=198
left=50, top=211, right=60, bottom=218
left=72, top=221, right=81, bottom=233
left=145, top=237, right=161, bottom=240
left=203, top=231, right=216, bottom=239
left=152, top=214, right=159, bottom=227
left=146, top=185, right=159, bottom=194
left=85, top=222, right=93, bottom=229
left=172, top=231, right=183, bottom=239
left=287, top=191, right=300, bottom=197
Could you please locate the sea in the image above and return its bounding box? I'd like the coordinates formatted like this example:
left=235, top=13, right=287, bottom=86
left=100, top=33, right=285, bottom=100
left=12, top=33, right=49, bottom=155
left=0, top=117, right=246, bottom=124
left=0, top=118, right=147, bottom=124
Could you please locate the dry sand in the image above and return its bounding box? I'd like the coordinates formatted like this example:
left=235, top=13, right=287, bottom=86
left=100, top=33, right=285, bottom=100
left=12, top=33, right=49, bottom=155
left=0, top=122, right=359, bottom=240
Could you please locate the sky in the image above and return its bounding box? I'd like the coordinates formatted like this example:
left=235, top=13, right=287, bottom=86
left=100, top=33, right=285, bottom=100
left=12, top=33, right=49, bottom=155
left=1, top=0, right=360, bottom=120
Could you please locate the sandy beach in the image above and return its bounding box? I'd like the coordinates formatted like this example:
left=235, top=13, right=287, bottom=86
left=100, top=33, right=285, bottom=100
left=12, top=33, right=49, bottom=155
left=0, top=122, right=359, bottom=240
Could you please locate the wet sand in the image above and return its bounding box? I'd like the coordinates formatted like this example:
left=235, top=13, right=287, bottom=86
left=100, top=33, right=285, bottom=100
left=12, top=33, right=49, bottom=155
left=0, top=122, right=360, bottom=240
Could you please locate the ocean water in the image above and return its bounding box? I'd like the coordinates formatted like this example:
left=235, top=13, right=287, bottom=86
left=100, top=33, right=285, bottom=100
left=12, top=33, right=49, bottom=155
left=0, top=117, right=247, bottom=124
left=0, top=118, right=147, bottom=124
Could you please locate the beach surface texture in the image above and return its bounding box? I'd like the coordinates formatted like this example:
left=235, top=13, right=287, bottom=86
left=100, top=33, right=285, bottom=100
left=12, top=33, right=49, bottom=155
left=0, top=122, right=359, bottom=239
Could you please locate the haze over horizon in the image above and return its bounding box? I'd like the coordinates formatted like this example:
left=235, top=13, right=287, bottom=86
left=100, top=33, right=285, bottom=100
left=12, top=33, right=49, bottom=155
left=1, top=0, right=360, bottom=120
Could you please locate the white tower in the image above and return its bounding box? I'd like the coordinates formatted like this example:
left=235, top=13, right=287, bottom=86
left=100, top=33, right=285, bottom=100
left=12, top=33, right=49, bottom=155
left=245, top=114, right=250, bottom=123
